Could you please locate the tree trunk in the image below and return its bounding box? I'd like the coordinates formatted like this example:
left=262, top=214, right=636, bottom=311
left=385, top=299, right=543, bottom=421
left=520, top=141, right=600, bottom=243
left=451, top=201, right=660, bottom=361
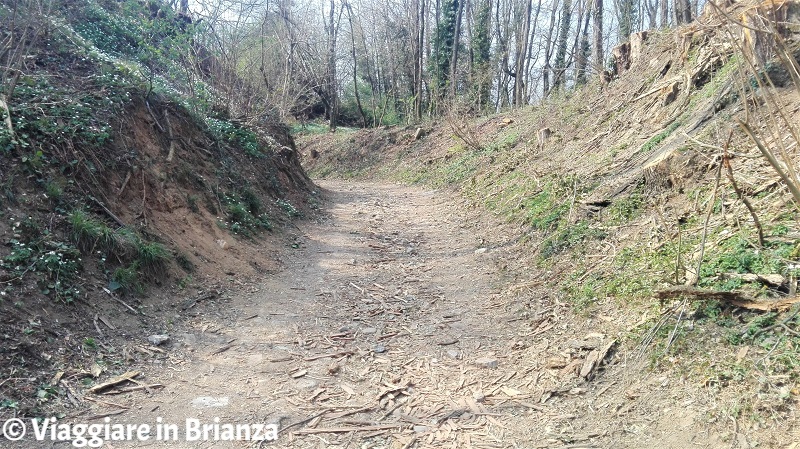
left=495, top=0, right=512, bottom=108
left=592, top=0, right=603, bottom=72
left=674, top=0, right=691, bottom=24
left=618, top=0, right=635, bottom=39
left=471, top=0, right=492, bottom=111
left=660, top=0, right=669, bottom=27
left=569, top=0, right=586, bottom=84
left=553, top=0, right=572, bottom=90
left=575, top=0, right=591, bottom=85
left=415, top=0, right=426, bottom=120
left=345, top=3, right=367, bottom=127
left=513, top=0, right=533, bottom=107
left=523, top=0, right=542, bottom=101
left=326, top=0, right=339, bottom=131
left=449, top=0, right=465, bottom=100
left=542, top=0, right=560, bottom=97
left=646, top=0, right=658, bottom=29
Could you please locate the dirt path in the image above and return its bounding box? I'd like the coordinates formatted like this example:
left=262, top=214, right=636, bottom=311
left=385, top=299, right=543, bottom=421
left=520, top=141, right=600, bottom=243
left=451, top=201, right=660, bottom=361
left=43, top=180, right=743, bottom=448
left=98, top=179, right=549, bottom=448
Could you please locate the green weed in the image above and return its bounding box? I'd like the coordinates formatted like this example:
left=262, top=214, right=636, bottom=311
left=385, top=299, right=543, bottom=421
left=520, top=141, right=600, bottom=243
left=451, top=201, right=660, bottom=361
left=68, top=209, right=121, bottom=254
left=699, top=234, right=794, bottom=291
left=1, top=232, right=82, bottom=303
left=565, top=274, right=601, bottom=312
left=523, top=189, right=567, bottom=231
left=639, top=120, right=681, bottom=155
left=187, top=194, right=200, bottom=213
left=207, top=118, right=262, bottom=157
left=219, top=192, right=273, bottom=237
left=277, top=199, right=300, bottom=218
left=608, top=191, right=643, bottom=224
left=177, top=275, right=193, bottom=289
left=135, top=241, right=171, bottom=277
left=541, top=221, right=605, bottom=259
left=290, top=122, right=329, bottom=135
left=110, top=263, right=142, bottom=295
left=45, top=180, right=64, bottom=201
left=82, top=337, right=98, bottom=350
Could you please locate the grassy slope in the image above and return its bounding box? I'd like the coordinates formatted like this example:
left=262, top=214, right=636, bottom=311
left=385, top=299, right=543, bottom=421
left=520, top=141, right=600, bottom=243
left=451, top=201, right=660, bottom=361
left=300, top=13, right=800, bottom=426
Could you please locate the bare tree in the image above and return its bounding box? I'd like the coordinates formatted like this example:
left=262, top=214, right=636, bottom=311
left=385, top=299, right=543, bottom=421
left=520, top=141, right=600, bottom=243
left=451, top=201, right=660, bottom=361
left=592, top=0, right=604, bottom=73
left=495, top=0, right=513, bottom=108
left=471, top=0, right=493, bottom=111
left=674, top=0, right=691, bottom=25
left=552, top=0, right=573, bottom=90
left=323, top=0, right=342, bottom=131
left=575, top=0, right=592, bottom=85
left=513, top=0, right=533, bottom=106
left=344, top=2, right=368, bottom=127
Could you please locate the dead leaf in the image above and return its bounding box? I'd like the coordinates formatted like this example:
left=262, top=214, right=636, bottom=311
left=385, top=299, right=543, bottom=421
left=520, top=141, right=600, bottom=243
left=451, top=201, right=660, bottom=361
left=500, top=386, right=523, bottom=397
left=736, top=346, right=749, bottom=363
left=341, top=384, right=355, bottom=397
left=308, top=388, right=326, bottom=402
left=90, top=363, right=104, bottom=378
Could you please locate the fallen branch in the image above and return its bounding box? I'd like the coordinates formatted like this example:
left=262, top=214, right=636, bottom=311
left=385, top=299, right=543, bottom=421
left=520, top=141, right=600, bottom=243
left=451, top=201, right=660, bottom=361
left=278, top=411, right=329, bottom=434
left=291, top=423, right=406, bottom=435
left=89, top=196, right=126, bottom=228
left=145, top=100, right=165, bottom=133
left=87, top=371, right=141, bottom=394
left=117, top=170, right=132, bottom=198
left=722, top=132, right=764, bottom=247
left=102, top=287, right=139, bottom=315
left=328, top=406, right=373, bottom=420
left=753, top=305, right=800, bottom=337
left=655, top=286, right=800, bottom=311
left=689, top=154, right=723, bottom=286
left=211, top=344, right=234, bottom=355
left=103, top=384, right=164, bottom=395
left=303, top=351, right=354, bottom=362
left=738, top=120, right=800, bottom=209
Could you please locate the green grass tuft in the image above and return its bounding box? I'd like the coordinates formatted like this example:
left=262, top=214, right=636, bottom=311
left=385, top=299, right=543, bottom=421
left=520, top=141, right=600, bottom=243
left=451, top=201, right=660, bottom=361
left=111, top=263, right=142, bottom=295
left=135, top=240, right=171, bottom=277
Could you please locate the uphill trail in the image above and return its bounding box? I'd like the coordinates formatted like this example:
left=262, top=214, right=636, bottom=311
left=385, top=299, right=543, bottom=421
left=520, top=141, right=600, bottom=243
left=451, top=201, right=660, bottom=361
left=75, top=180, right=728, bottom=448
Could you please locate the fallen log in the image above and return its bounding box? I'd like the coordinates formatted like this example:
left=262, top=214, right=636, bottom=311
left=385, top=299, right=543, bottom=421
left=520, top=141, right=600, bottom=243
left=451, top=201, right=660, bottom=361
left=655, top=286, right=800, bottom=311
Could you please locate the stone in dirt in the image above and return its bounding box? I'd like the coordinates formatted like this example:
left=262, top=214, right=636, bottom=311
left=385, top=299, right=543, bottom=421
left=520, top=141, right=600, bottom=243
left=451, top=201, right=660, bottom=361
left=191, top=396, right=229, bottom=408
left=437, top=337, right=458, bottom=345
left=475, top=357, right=498, bottom=369
left=148, top=334, right=170, bottom=346
left=474, top=248, right=488, bottom=254
left=374, top=344, right=386, bottom=353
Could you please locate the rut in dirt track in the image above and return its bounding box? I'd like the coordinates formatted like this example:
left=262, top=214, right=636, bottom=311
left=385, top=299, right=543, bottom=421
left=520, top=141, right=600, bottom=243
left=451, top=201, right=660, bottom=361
left=102, top=179, right=566, bottom=448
